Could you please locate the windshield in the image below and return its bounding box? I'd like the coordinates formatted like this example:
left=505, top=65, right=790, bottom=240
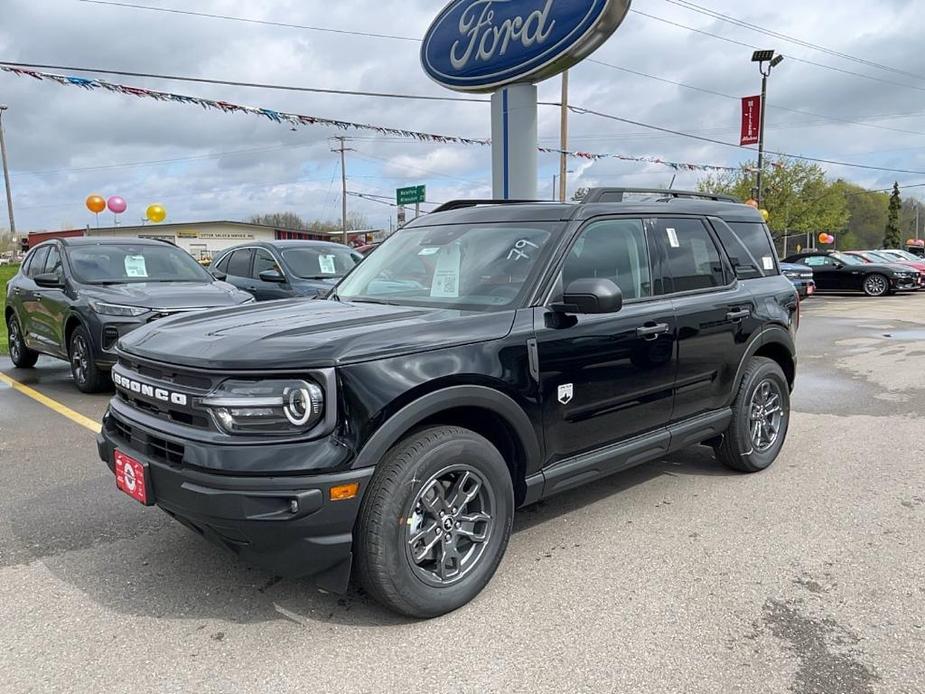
left=886, top=250, right=918, bottom=261
left=67, top=244, right=212, bottom=284
left=335, top=222, right=560, bottom=310
left=832, top=252, right=864, bottom=266
left=868, top=252, right=899, bottom=263
left=282, top=246, right=360, bottom=279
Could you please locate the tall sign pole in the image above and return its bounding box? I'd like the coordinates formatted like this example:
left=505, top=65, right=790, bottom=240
left=558, top=71, right=569, bottom=202
left=331, top=136, right=351, bottom=245
left=0, top=105, right=16, bottom=244
left=421, top=0, right=632, bottom=202
left=755, top=71, right=768, bottom=208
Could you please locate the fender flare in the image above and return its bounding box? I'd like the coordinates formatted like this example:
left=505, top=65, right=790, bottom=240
left=351, top=385, right=541, bottom=471
left=725, top=325, right=796, bottom=407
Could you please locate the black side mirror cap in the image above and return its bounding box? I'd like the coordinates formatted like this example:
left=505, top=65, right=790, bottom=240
left=34, top=272, right=64, bottom=289
left=551, top=278, right=624, bottom=315
left=259, top=269, right=287, bottom=284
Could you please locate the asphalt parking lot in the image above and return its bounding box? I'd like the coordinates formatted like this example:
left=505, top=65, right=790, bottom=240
left=1, top=294, right=923, bottom=693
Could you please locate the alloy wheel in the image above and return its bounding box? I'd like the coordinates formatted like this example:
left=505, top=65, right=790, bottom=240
left=405, top=465, right=495, bottom=587
left=8, top=318, right=22, bottom=362
left=748, top=379, right=784, bottom=452
left=71, top=335, right=89, bottom=385
left=864, top=275, right=887, bottom=296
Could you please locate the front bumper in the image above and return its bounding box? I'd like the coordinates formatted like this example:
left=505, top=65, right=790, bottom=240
left=97, top=411, right=373, bottom=592
left=890, top=276, right=919, bottom=292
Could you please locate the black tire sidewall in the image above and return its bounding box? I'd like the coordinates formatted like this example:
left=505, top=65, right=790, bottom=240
left=359, top=429, right=514, bottom=618
left=7, top=314, right=37, bottom=368
left=727, top=360, right=790, bottom=471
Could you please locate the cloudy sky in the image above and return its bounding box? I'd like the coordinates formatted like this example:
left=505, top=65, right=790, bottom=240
left=1, top=0, right=923, bottom=232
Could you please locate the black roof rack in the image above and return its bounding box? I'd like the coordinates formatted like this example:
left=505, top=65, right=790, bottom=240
left=430, top=199, right=553, bottom=214
left=580, top=188, right=739, bottom=204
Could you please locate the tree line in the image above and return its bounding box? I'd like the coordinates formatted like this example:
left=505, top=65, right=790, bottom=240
left=698, top=158, right=920, bottom=251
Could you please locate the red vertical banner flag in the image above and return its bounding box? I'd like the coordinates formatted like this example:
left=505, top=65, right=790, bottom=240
left=740, top=95, right=762, bottom=146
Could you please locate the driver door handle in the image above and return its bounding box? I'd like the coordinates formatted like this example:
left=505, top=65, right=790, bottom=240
left=636, top=323, right=670, bottom=340
left=726, top=308, right=751, bottom=321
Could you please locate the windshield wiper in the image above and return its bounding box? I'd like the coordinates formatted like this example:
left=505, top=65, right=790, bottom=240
left=347, top=296, right=395, bottom=305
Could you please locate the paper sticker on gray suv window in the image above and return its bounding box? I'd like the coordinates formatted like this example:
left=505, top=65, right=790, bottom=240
left=666, top=228, right=680, bottom=248
left=762, top=256, right=774, bottom=271
left=430, top=244, right=461, bottom=298
left=124, top=255, right=148, bottom=278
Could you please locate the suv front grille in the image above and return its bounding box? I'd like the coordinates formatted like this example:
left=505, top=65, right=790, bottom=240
left=113, top=355, right=217, bottom=430
left=115, top=390, right=211, bottom=428
left=107, top=414, right=186, bottom=466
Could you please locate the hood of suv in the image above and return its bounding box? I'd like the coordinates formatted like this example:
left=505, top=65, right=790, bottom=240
left=118, top=299, right=517, bottom=369
left=81, top=280, right=251, bottom=309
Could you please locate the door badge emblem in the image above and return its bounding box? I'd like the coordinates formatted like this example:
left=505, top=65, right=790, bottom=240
left=558, top=384, right=574, bottom=405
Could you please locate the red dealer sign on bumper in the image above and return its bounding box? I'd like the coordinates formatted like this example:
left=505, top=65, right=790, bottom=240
left=741, top=95, right=762, bottom=146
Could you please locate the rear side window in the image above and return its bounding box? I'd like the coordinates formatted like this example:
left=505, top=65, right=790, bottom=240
left=715, top=221, right=779, bottom=278
left=213, top=254, right=230, bottom=273
left=226, top=249, right=253, bottom=277
left=26, top=247, right=49, bottom=278
left=654, top=218, right=728, bottom=293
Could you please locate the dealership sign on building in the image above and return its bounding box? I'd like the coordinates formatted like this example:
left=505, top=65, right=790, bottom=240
left=422, top=0, right=631, bottom=198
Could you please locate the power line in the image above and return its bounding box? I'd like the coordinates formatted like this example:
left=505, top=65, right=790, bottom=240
left=661, top=0, right=923, bottom=82
left=78, top=0, right=420, bottom=42
left=568, top=105, right=925, bottom=176
left=630, top=9, right=925, bottom=94
left=0, top=61, right=487, bottom=104
left=586, top=58, right=925, bottom=138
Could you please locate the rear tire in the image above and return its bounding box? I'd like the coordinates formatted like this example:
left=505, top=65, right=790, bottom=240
left=69, top=325, right=109, bottom=393
left=7, top=313, right=39, bottom=368
left=355, top=426, right=514, bottom=618
left=862, top=273, right=888, bottom=297
left=716, top=357, right=790, bottom=473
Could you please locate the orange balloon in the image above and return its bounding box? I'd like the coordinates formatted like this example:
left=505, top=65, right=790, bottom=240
left=744, top=198, right=759, bottom=208
left=86, top=195, right=106, bottom=214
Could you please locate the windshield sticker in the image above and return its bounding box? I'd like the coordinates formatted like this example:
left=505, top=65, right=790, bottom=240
left=507, top=238, right=540, bottom=261
left=762, top=256, right=775, bottom=271
left=418, top=247, right=440, bottom=256
left=124, top=255, right=148, bottom=278
left=318, top=254, right=337, bottom=275
left=666, top=228, right=680, bottom=249
left=430, top=244, right=462, bottom=298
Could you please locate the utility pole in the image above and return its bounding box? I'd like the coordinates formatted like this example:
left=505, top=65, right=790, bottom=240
left=558, top=71, right=569, bottom=203
left=552, top=174, right=557, bottom=201
left=0, top=105, right=16, bottom=247
left=331, top=136, right=352, bottom=245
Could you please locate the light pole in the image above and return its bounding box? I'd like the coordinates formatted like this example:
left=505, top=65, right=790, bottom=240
left=0, top=105, right=16, bottom=248
left=750, top=50, right=784, bottom=208
left=552, top=170, right=574, bottom=201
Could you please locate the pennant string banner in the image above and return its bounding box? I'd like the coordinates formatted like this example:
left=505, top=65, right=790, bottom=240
left=1, top=65, right=748, bottom=173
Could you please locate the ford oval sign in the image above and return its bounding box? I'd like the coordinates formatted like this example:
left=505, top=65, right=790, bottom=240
left=422, top=0, right=631, bottom=92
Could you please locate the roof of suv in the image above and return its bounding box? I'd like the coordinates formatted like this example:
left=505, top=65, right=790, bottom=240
left=409, top=196, right=764, bottom=228
left=47, top=237, right=175, bottom=247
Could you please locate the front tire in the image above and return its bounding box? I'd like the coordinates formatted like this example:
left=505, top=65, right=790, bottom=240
left=355, top=426, right=514, bottom=618
left=7, top=314, right=39, bottom=368
left=69, top=325, right=109, bottom=393
left=862, top=273, right=889, bottom=297
left=716, top=357, right=790, bottom=473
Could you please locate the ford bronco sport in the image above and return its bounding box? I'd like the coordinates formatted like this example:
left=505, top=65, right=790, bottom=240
left=98, top=189, right=799, bottom=618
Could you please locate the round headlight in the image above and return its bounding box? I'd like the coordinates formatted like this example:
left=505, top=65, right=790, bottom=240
left=283, top=383, right=323, bottom=426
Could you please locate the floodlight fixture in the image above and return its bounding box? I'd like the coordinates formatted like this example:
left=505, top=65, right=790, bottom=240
left=751, top=50, right=775, bottom=62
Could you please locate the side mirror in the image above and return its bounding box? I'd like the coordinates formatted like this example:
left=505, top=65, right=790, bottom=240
left=211, top=269, right=228, bottom=281
left=833, top=263, right=844, bottom=270
left=34, top=272, right=64, bottom=289
left=552, top=278, right=624, bottom=314
left=259, top=269, right=287, bottom=284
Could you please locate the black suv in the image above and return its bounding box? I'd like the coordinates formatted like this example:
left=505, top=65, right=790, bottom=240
left=210, top=241, right=362, bottom=302
left=5, top=238, right=254, bottom=392
left=97, top=190, right=798, bottom=617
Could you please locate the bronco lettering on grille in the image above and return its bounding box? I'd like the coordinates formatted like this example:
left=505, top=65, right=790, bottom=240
left=113, top=372, right=188, bottom=406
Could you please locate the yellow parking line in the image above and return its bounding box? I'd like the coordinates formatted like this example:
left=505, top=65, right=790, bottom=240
left=0, top=372, right=101, bottom=433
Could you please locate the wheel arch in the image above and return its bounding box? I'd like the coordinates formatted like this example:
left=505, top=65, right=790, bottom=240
left=64, top=312, right=86, bottom=353
left=351, top=385, right=541, bottom=507
left=727, top=326, right=796, bottom=406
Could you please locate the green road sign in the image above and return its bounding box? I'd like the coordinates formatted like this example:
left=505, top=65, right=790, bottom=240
left=397, top=185, right=426, bottom=206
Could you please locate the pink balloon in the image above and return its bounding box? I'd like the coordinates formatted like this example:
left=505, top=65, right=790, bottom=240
left=107, top=196, right=127, bottom=214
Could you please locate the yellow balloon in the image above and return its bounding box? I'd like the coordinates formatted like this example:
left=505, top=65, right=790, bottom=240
left=759, top=209, right=770, bottom=222
left=146, top=204, right=167, bottom=223
left=86, top=195, right=106, bottom=214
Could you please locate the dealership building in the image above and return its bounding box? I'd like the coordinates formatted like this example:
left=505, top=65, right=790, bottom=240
left=24, top=221, right=384, bottom=262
